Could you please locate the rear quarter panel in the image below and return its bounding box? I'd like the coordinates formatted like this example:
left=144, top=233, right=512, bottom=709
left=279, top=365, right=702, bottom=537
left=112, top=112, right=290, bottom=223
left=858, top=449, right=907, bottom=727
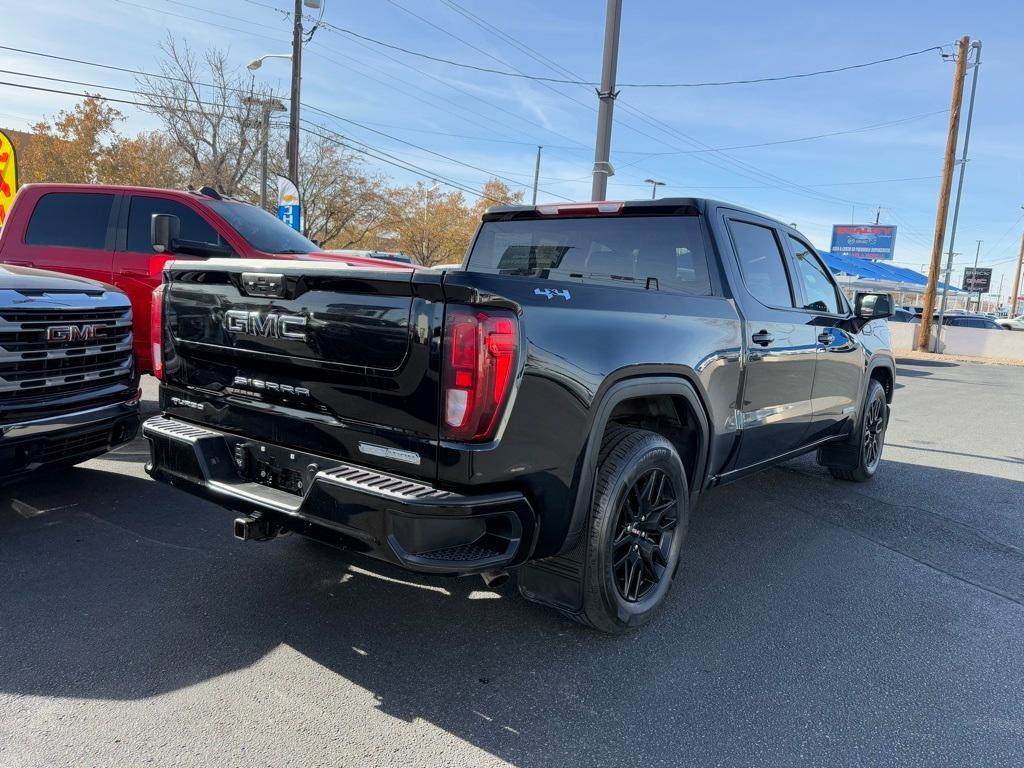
left=439, top=270, right=743, bottom=555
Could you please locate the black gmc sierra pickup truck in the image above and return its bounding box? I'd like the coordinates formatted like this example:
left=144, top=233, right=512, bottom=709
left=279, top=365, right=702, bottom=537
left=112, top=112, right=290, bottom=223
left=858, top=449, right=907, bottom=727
left=1, top=264, right=140, bottom=481
left=143, top=198, right=895, bottom=632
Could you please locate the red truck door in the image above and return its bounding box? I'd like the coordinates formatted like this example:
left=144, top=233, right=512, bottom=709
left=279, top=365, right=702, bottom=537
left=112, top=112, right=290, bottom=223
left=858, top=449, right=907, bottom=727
left=112, top=193, right=230, bottom=371
left=2, top=189, right=118, bottom=286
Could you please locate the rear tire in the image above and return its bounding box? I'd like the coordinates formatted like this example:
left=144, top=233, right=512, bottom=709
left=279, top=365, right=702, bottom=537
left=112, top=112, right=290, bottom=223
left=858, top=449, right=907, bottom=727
left=818, top=378, right=888, bottom=482
left=576, top=427, right=689, bottom=634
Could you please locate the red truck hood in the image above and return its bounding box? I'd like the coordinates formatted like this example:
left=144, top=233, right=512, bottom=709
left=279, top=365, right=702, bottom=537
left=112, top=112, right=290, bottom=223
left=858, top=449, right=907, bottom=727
left=296, top=251, right=416, bottom=270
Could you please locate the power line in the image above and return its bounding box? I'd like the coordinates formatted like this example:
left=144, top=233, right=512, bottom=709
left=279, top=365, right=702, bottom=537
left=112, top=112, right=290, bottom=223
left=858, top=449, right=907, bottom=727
left=319, top=24, right=948, bottom=88
left=302, top=103, right=576, bottom=201
left=0, top=68, right=567, bottom=201
left=298, top=120, right=506, bottom=203
left=426, top=0, right=881, bottom=208
left=0, top=44, right=284, bottom=101
left=614, top=110, right=948, bottom=166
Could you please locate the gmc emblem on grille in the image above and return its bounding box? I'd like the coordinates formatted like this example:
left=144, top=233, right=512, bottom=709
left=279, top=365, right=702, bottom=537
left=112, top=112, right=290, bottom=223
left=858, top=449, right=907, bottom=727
left=224, top=310, right=307, bottom=340
left=46, top=324, right=101, bottom=342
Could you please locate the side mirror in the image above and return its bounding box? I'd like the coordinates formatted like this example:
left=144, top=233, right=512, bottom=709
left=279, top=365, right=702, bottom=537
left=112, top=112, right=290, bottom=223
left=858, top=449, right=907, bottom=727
left=855, top=292, right=893, bottom=321
left=151, top=213, right=181, bottom=253
left=151, top=212, right=232, bottom=258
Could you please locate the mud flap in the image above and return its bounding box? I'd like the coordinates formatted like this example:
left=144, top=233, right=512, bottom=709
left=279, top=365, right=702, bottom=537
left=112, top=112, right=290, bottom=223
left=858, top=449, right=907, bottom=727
left=517, top=536, right=586, bottom=614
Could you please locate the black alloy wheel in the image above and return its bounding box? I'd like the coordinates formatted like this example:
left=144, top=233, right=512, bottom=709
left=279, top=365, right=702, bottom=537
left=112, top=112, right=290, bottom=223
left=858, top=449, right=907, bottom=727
left=610, top=468, right=678, bottom=603
left=862, top=395, right=885, bottom=471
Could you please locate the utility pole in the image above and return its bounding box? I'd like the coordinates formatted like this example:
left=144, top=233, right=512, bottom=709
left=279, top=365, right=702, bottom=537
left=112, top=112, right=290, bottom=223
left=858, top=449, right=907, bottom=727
left=288, top=0, right=304, bottom=185
left=261, top=102, right=271, bottom=210
left=934, top=39, right=981, bottom=350
left=919, top=36, right=970, bottom=351
left=531, top=145, right=542, bottom=205
left=1012, top=231, right=1024, bottom=317
left=590, top=0, right=622, bottom=201
left=874, top=206, right=881, bottom=225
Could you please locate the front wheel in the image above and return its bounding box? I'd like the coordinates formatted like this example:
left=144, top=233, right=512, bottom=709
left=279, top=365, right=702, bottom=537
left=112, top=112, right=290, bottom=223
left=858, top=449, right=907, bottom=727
left=577, top=427, right=689, bottom=634
left=818, top=378, right=888, bottom=482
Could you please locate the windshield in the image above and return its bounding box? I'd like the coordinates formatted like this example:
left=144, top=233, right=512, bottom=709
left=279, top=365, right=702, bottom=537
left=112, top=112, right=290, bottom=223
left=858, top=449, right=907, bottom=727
left=205, top=200, right=318, bottom=254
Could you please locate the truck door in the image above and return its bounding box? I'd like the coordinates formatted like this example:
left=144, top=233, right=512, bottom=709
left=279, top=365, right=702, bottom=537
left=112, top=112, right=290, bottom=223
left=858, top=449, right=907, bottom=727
left=722, top=214, right=818, bottom=468
left=783, top=234, right=863, bottom=442
left=7, top=190, right=117, bottom=285
left=112, top=194, right=229, bottom=371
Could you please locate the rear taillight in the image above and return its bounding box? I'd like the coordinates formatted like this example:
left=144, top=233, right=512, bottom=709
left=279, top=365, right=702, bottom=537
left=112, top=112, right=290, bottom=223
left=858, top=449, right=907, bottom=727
left=151, top=283, right=165, bottom=380
left=442, top=306, right=518, bottom=442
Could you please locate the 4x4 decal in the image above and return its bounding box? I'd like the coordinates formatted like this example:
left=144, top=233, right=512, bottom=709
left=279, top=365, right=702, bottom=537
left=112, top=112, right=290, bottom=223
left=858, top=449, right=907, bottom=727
left=534, top=287, right=571, bottom=301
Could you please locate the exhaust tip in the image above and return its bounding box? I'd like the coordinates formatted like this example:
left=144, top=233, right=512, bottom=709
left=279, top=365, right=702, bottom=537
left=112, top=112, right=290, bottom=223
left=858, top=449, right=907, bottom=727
left=480, top=569, right=510, bottom=589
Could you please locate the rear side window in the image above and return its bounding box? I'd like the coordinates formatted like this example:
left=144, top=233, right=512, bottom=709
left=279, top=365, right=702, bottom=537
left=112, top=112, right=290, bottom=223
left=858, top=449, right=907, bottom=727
left=728, top=220, right=793, bottom=308
left=126, top=196, right=221, bottom=253
left=25, top=193, right=114, bottom=249
left=466, top=215, right=712, bottom=295
left=788, top=236, right=841, bottom=314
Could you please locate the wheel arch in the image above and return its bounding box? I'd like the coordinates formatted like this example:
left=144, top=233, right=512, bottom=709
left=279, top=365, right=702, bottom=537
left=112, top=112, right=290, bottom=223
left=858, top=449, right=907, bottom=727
left=558, top=374, right=711, bottom=556
left=866, top=357, right=895, bottom=403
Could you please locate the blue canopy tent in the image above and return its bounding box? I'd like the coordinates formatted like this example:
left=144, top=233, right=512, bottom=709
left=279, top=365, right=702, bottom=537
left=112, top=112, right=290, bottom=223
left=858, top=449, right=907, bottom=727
left=818, top=250, right=963, bottom=297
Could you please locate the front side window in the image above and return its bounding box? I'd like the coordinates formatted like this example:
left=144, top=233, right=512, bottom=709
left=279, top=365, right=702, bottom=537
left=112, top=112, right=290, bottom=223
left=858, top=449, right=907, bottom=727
left=126, top=197, right=222, bottom=253
left=728, top=220, right=794, bottom=308
left=466, top=215, right=712, bottom=296
left=789, top=236, right=841, bottom=314
left=204, top=200, right=317, bottom=254
left=25, top=193, right=114, bottom=249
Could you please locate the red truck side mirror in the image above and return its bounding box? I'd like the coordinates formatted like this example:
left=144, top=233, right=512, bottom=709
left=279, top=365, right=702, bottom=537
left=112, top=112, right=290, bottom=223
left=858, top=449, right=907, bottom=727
left=151, top=213, right=180, bottom=254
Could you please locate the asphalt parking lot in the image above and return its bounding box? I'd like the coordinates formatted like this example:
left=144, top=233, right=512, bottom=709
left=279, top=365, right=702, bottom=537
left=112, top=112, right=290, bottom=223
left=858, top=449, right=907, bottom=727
left=2, top=358, right=1022, bottom=768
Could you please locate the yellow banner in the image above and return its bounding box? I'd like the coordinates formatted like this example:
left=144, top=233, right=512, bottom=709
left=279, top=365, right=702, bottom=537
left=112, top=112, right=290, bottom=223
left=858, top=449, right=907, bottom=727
left=0, top=130, right=18, bottom=227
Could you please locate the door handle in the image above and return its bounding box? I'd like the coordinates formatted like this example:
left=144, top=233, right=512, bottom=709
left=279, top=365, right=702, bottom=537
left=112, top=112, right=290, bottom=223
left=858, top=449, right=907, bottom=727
left=817, top=331, right=833, bottom=345
left=751, top=330, right=774, bottom=347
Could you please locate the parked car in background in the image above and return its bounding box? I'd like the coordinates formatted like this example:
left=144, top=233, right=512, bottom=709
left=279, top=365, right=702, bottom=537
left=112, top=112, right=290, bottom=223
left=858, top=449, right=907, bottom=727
left=326, top=249, right=419, bottom=265
left=889, top=308, right=919, bottom=323
left=0, top=184, right=412, bottom=373
left=143, top=197, right=895, bottom=633
left=0, top=265, right=139, bottom=482
left=996, top=315, right=1024, bottom=331
left=941, top=313, right=1004, bottom=330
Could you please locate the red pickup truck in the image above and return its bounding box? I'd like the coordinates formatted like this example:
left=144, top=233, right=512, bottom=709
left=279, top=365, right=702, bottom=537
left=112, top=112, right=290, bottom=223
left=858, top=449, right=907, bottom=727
left=0, top=184, right=409, bottom=372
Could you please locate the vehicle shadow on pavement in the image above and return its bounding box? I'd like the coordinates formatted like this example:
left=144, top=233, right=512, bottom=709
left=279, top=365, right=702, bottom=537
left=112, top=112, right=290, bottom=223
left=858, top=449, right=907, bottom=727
left=2, top=454, right=1022, bottom=766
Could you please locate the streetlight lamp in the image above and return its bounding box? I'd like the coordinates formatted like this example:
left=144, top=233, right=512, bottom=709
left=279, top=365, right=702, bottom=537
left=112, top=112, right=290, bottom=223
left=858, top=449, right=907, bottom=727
left=644, top=178, right=665, bottom=200
left=246, top=53, right=292, bottom=71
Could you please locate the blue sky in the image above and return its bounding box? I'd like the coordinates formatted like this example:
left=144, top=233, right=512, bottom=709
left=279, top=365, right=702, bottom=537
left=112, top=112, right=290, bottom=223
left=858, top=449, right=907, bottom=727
left=3, top=0, right=1023, bottom=296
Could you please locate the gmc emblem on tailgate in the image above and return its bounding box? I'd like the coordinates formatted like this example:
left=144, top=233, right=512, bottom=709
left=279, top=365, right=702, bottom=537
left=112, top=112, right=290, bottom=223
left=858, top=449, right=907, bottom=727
left=47, top=324, right=100, bottom=342
left=224, top=310, right=307, bottom=340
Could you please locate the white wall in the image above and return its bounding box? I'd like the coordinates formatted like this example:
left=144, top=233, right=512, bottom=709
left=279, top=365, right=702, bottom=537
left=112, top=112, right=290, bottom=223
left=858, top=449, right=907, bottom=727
left=886, top=320, right=1024, bottom=360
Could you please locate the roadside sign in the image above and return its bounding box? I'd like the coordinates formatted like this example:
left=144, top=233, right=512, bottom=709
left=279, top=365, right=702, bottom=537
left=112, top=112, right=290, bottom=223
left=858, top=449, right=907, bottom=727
left=275, top=175, right=301, bottom=233
left=830, top=224, right=897, bottom=261
left=962, top=267, right=992, bottom=292
left=0, top=129, right=18, bottom=227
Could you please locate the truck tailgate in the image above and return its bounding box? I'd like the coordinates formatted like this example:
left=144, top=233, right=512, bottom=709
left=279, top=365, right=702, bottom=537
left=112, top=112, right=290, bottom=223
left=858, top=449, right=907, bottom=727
left=160, top=260, right=442, bottom=481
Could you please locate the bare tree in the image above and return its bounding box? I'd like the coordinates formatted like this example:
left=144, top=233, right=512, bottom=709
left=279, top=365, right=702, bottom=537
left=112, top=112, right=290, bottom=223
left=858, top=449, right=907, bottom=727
left=137, top=35, right=270, bottom=196
left=270, top=131, right=391, bottom=247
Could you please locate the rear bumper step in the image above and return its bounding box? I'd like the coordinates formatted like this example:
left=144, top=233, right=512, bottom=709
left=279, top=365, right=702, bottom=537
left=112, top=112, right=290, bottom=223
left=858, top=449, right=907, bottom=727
left=142, top=415, right=535, bottom=574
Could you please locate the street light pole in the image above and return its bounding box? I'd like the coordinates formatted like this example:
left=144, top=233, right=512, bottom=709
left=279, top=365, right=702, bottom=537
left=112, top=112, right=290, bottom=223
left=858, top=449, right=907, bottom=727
left=970, top=239, right=982, bottom=311
left=288, top=0, right=304, bottom=185
left=644, top=178, right=665, bottom=199
left=531, top=145, right=542, bottom=205
left=590, top=0, right=622, bottom=201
